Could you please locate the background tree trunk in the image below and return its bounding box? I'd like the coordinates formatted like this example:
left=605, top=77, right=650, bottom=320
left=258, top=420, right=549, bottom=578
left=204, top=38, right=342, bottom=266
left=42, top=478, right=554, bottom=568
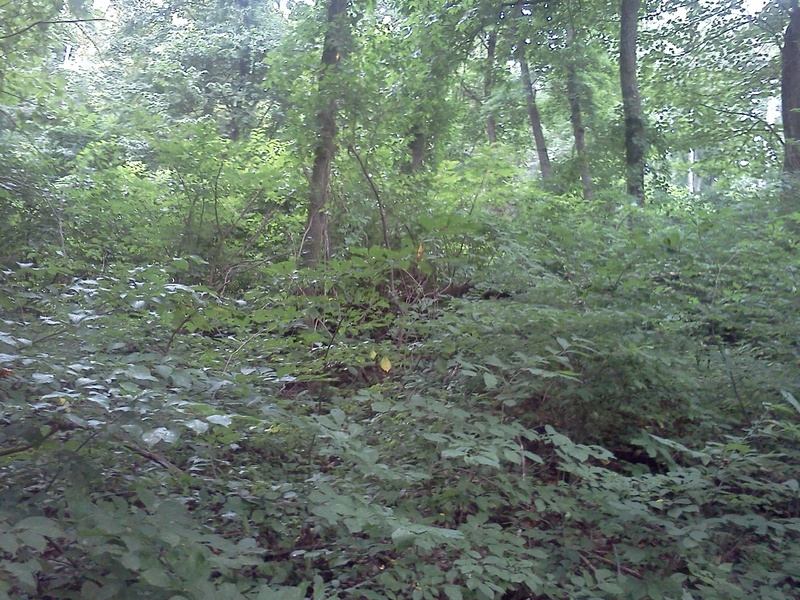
left=408, top=129, right=426, bottom=173
left=782, top=0, right=800, bottom=214
left=485, top=30, right=497, bottom=144
left=566, top=63, right=593, bottom=201
left=620, top=0, right=645, bottom=203
left=518, top=44, right=551, bottom=180
left=302, top=0, right=348, bottom=266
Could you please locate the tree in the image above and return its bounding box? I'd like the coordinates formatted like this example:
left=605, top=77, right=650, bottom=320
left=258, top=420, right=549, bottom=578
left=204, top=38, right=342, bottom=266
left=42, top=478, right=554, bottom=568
left=782, top=0, right=800, bottom=209
left=0, top=0, right=94, bottom=265
left=105, top=0, right=283, bottom=140
left=302, top=0, right=351, bottom=266
left=620, top=0, right=645, bottom=202
left=485, top=30, right=499, bottom=143
left=517, top=40, right=552, bottom=180
left=564, top=25, right=594, bottom=201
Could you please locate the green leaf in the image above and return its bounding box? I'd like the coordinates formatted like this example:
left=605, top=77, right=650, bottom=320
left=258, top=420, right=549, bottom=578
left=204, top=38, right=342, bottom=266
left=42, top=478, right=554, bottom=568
left=442, top=585, right=463, bottom=600
left=206, top=414, right=232, bottom=426
left=125, top=365, right=158, bottom=382
left=483, top=372, right=497, bottom=389
left=483, top=355, right=507, bottom=368
left=390, top=526, right=416, bottom=548
left=0, top=534, right=19, bottom=555
left=13, top=517, right=64, bottom=539
left=254, top=585, right=308, bottom=600
left=2, top=559, right=42, bottom=591
left=441, top=448, right=467, bottom=459
left=141, top=567, right=173, bottom=588
left=781, top=390, right=800, bottom=414
left=16, top=530, right=47, bottom=552
left=142, top=427, right=178, bottom=446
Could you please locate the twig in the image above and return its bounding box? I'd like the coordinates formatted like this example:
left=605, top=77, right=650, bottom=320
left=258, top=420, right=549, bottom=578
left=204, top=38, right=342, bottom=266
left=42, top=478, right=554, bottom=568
left=122, top=443, right=184, bottom=475
left=347, top=144, right=390, bottom=249
left=580, top=550, right=642, bottom=578
left=0, top=423, right=60, bottom=457
left=223, top=332, right=260, bottom=373
left=163, top=310, right=197, bottom=354
left=1, top=19, right=105, bottom=40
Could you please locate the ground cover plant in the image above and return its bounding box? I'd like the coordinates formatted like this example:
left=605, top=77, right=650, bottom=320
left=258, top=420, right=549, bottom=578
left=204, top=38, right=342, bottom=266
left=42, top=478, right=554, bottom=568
left=2, top=192, right=799, bottom=599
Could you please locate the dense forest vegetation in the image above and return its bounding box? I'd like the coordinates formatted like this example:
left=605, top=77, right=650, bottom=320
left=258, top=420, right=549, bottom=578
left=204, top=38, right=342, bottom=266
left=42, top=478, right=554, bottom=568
left=2, top=0, right=800, bottom=598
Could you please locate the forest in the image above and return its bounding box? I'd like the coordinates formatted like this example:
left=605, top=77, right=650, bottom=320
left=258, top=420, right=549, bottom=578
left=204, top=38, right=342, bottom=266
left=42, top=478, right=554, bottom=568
left=1, top=0, right=800, bottom=598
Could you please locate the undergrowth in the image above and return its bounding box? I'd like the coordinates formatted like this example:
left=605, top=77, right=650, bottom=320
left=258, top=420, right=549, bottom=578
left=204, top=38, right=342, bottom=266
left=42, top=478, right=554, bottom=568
left=1, top=190, right=799, bottom=599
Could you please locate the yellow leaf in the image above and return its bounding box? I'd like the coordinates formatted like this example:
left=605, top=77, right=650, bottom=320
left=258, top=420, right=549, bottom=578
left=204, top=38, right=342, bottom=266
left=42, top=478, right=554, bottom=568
left=379, top=357, right=392, bottom=372
left=369, top=350, right=377, bottom=360
left=416, top=243, right=424, bottom=261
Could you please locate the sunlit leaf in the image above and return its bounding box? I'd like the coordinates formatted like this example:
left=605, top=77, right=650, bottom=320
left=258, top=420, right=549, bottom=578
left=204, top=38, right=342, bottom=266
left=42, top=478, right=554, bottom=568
left=206, top=414, right=232, bottom=426
left=142, top=427, right=178, bottom=446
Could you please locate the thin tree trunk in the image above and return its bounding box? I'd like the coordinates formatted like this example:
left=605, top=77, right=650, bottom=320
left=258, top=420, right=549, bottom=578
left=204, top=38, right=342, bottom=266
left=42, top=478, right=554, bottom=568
left=408, top=129, right=426, bottom=173
left=302, top=0, right=348, bottom=266
left=566, top=63, right=593, bottom=201
left=485, top=30, right=497, bottom=144
left=620, top=0, right=645, bottom=203
left=518, top=44, right=551, bottom=179
left=782, top=0, right=800, bottom=212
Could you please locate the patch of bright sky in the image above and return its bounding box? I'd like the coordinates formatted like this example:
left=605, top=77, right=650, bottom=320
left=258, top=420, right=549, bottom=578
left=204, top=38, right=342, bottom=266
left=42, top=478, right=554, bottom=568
left=745, top=0, right=769, bottom=15
left=93, top=0, right=769, bottom=18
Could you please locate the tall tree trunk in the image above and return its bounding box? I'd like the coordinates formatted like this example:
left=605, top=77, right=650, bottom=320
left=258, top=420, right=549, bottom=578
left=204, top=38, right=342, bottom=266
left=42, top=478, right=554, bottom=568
left=566, top=63, right=594, bottom=201
left=620, top=0, right=645, bottom=203
left=782, top=0, right=800, bottom=212
left=302, top=0, right=348, bottom=266
left=485, top=30, right=497, bottom=144
left=518, top=44, right=551, bottom=179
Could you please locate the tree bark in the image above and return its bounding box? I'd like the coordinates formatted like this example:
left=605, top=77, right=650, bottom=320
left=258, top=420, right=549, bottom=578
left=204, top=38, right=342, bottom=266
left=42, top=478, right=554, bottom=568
left=407, top=129, right=426, bottom=173
left=485, top=30, right=497, bottom=144
left=518, top=43, right=551, bottom=179
left=782, top=0, right=800, bottom=210
left=619, top=0, right=645, bottom=203
left=302, top=0, right=348, bottom=266
left=566, top=63, right=594, bottom=201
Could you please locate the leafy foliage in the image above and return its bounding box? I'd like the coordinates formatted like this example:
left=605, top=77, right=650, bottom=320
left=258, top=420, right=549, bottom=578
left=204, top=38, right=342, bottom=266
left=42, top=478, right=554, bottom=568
left=2, top=187, right=800, bottom=598
left=1, top=0, right=800, bottom=598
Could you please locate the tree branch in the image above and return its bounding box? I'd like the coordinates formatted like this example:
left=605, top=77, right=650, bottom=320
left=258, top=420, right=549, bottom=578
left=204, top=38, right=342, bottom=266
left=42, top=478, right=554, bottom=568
left=1, top=19, right=105, bottom=40
left=347, top=144, right=390, bottom=249
left=0, top=423, right=60, bottom=457
left=694, top=100, right=784, bottom=146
